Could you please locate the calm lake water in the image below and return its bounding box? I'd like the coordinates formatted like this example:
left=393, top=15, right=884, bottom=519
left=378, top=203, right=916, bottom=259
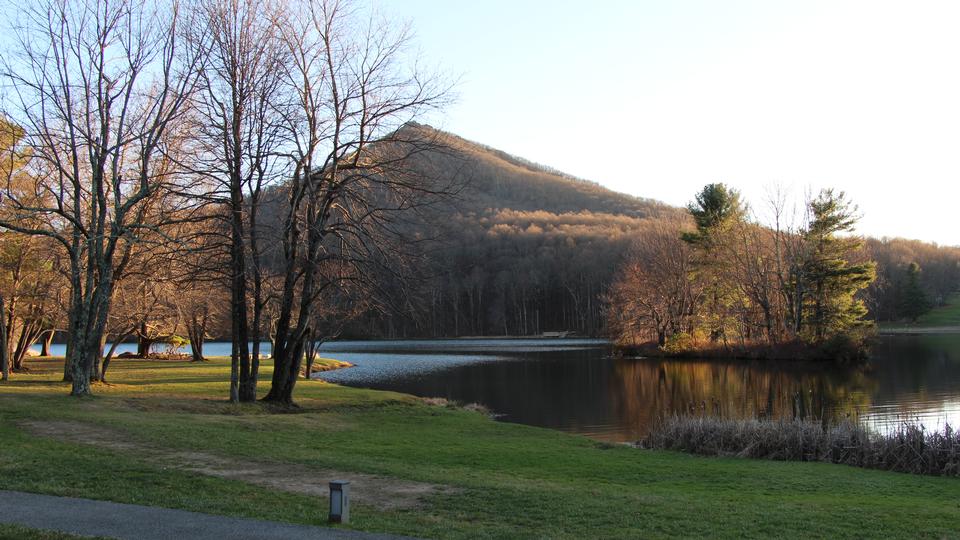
left=314, top=335, right=960, bottom=442
left=36, top=334, right=960, bottom=442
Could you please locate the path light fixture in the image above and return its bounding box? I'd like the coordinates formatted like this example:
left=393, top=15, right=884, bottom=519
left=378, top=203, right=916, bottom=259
left=329, top=480, right=350, bottom=523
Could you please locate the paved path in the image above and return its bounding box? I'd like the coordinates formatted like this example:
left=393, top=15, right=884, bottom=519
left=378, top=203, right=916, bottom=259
left=0, top=490, right=416, bottom=540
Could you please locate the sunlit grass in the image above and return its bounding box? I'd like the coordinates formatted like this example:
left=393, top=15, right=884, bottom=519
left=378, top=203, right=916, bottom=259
left=2, top=356, right=960, bottom=539
left=915, top=293, right=960, bottom=326
left=878, top=293, right=960, bottom=330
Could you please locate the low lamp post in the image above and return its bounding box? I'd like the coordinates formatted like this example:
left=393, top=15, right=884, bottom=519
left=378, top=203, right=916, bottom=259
left=329, top=480, right=350, bottom=523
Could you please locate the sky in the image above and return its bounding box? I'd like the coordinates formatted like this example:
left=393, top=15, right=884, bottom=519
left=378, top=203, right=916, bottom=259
left=377, top=0, right=960, bottom=246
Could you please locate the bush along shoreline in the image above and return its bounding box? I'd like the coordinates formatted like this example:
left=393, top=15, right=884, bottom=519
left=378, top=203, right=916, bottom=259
left=615, top=327, right=875, bottom=365
left=641, top=415, right=960, bottom=477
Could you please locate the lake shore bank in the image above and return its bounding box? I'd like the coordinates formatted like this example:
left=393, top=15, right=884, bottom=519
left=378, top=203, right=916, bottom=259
left=878, top=325, right=960, bottom=334
left=614, top=337, right=870, bottom=364
left=1, top=356, right=958, bottom=538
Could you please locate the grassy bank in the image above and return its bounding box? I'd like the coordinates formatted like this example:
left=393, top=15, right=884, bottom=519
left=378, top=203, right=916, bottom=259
left=880, top=293, right=960, bottom=332
left=0, top=524, right=100, bottom=540
left=1, top=358, right=959, bottom=539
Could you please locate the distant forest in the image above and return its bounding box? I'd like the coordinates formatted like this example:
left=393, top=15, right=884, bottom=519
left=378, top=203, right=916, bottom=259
left=5, top=122, right=959, bottom=359
left=341, top=126, right=960, bottom=338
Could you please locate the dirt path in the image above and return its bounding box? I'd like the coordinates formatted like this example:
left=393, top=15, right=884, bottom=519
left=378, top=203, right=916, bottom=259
left=20, top=420, right=456, bottom=511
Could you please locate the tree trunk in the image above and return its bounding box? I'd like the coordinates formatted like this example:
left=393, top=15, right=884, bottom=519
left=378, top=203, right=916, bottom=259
left=89, top=334, right=107, bottom=382
left=137, top=323, right=154, bottom=358
left=40, top=329, right=54, bottom=357
left=63, top=345, right=73, bottom=382
left=303, top=336, right=323, bottom=379
left=190, top=337, right=205, bottom=362
left=101, top=329, right=135, bottom=382
left=0, top=295, right=8, bottom=381
left=229, top=200, right=251, bottom=403
left=186, top=311, right=207, bottom=362
left=12, top=319, right=43, bottom=371
left=69, top=332, right=96, bottom=397
left=263, top=338, right=304, bottom=405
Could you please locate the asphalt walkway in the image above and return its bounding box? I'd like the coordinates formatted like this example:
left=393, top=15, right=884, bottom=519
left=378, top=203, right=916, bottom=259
left=0, top=490, right=416, bottom=540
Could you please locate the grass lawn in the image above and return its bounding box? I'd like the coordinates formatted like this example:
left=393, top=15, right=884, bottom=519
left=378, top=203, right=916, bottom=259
left=880, top=292, right=960, bottom=330
left=1, top=357, right=959, bottom=539
left=914, top=293, right=960, bottom=326
left=0, top=524, right=104, bottom=540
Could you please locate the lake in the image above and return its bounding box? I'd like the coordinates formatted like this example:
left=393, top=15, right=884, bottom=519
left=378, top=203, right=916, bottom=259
left=35, top=334, right=960, bottom=442
left=314, top=335, right=960, bottom=442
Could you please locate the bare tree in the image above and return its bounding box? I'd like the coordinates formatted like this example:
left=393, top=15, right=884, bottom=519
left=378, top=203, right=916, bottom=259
left=0, top=0, right=202, bottom=395
left=261, top=0, right=452, bottom=404
left=187, top=0, right=289, bottom=402
left=607, top=219, right=701, bottom=346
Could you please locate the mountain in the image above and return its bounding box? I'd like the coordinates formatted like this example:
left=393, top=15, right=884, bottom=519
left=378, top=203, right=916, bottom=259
left=353, top=123, right=685, bottom=338
left=402, top=122, right=677, bottom=218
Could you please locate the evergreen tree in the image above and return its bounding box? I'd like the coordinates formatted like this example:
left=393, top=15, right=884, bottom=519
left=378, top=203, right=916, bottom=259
left=682, top=183, right=747, bottom=344
left=898, top=262, right=932, bottom=322
left=682, top=183, right=745, bottom=247
left=799, top=190, right=876, bottom=341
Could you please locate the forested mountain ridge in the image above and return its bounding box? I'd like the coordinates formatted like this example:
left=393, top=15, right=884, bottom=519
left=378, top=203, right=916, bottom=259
left=354, top=124, right=960, bottom=339
left=351, top=123, right=685, bottom=338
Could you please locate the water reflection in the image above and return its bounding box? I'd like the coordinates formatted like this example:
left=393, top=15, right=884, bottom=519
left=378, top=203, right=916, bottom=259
left=606, top=359, right=876, bottom=440
left=34, top=335, right=960, bottom=441
left=322, top=334, right=960, bottom=442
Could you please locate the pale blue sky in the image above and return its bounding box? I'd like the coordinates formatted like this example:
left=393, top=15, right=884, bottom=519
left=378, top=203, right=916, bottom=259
left=378, top=0, right=960, bottom=245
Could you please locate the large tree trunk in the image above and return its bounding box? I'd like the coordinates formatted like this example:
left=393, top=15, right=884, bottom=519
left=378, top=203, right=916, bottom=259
left=264, top=337, right=305, bottom=405
left=68, top=271, right=115, bottom=396
left=241, top=205, right=264, bottom=402
left=69, top=330, right=96, bottom=397
left=62, top=343, right=73, bottom=382
left=89, top=334, right=107, bottom=382
left=0, top=295, right=8, bottom=381
left=229, top=196, right=252, bottom=403
left=137, top=323, right=154, bottom=358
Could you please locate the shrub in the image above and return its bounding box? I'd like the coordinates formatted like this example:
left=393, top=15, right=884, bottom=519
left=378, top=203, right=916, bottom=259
left=814, top=326, right=874, bottom=364
left=642, top=416, right=960, bottom=477
left=662, top=332, right=695, bottom=354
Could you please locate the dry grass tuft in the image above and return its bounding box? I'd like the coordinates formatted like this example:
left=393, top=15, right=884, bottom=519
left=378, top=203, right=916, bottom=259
left=643, top=416, right=960, bottom=477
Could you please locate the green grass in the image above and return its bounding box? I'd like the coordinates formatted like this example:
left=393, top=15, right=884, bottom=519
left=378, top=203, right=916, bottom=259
left=2, top=357, right=960, bottom=539
left=914, top=293, right=960, bottom=326
left=880, top=292, right=960, bottom=329
left=0, top=524, right=106, bottom=540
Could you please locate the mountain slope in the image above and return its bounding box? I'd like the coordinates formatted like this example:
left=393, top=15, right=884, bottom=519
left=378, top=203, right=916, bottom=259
left=402, top=122, right=678, bottom=218
left=355, top=123, right=685, bottom=338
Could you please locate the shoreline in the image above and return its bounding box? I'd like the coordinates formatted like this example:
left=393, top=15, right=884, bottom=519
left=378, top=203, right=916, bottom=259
left=613, top=339, right=869, bottom=364
left=877, top=325, right=960, bottom=334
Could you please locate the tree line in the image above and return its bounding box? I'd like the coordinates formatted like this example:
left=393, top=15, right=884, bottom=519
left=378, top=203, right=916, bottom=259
left=607, top=184, right=882, bottom=360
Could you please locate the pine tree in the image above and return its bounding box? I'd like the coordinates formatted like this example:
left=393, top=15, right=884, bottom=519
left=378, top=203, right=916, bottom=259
left=898, top=262, right=932, bottom=322
left=682, top=184, right=747, bottom=344
left=799, top=190, right=876, bottom=341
